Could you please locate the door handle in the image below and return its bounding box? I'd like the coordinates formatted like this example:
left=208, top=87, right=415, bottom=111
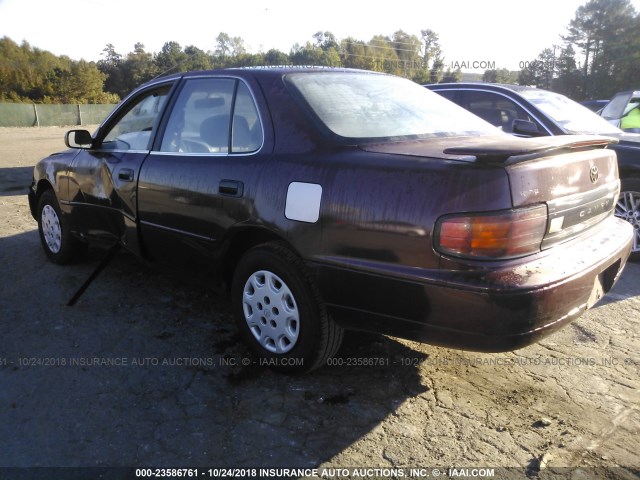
left=118, top=168, right=135, bottom=182
left=219, top=180, right=244, bottom=197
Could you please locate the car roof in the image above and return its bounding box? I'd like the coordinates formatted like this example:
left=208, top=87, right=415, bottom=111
left=426, top=82, right=539, bottom=93
left=142, top=66, right=385, bottom=88
left=131, top=66, right=389, bottom=95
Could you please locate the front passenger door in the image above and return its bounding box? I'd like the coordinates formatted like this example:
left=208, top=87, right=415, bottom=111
left=67, top=83, right=174, bottom=252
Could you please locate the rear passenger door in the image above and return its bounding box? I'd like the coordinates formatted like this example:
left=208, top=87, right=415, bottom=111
left=137, top=76, right=265, bottom=264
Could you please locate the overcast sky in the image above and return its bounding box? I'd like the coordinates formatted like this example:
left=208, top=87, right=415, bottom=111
left=1, top=0, right=639, bottom=72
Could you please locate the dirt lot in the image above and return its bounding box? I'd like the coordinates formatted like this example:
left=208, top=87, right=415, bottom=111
left=0, top=127, right=639, bottom=479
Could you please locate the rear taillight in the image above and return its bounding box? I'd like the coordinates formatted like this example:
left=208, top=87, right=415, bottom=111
left=435, top=205, right=548, bottom=259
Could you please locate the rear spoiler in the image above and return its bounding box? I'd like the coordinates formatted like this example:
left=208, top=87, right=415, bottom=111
left=443, top=135, right=618, bottom=165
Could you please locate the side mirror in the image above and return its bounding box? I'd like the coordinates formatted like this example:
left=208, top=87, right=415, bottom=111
left=512, top=119, right=545, bottom=137
left=65, top=129, right=93, bottom=149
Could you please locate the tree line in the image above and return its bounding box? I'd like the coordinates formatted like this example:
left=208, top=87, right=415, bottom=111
left=96, top=29, right=461, bottom=100
left=0, top=37, right=118, bottom=103
left=518, top=0, right=639, bottom=99
left=0, top=0, right=637, bottom=104
left=0, top=30, right=456, bottom=104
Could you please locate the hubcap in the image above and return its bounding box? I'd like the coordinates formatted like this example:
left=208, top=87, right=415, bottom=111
left=41, top=204, right=62, bottom=254
left=242, top=270, right=300, bottom=354
left=616, top=191, right=640, bottom=253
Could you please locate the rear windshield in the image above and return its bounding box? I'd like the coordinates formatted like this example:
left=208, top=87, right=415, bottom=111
left=286, top=72, right=499, bottom=141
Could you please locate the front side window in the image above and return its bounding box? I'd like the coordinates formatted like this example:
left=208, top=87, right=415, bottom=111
left=520, top=89, right=621, bottom=135
left=160, top=78, right=263, bottom=154
left=285, top=72, right=498, bottom=141
left=102, top=85, right=172, bottom=151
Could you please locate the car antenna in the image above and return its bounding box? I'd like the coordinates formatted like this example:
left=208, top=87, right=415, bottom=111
left=67, top=243, right=121, bottom=306
left=151, top=58, right=191, bottom=81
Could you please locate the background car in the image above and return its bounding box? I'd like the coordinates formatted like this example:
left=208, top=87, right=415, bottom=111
left=599, top=90, right=640, bottom=132
left=427, top=82, right=640, bottom=259
left=29, top=69, right=632, bottom=372
left=580, top=99, right=609, bottom=113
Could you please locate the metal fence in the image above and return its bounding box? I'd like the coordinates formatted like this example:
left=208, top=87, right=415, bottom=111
left=0, top=103, right=117, bottom=127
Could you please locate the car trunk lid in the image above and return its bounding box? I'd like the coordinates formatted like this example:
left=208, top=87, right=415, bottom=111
left=503, top=140, right=619, bottom=250
left=361, top=134, right=620, bottom=251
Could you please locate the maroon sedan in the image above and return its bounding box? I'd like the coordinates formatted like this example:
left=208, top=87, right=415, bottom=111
left=29, top=68, right=633, bottom=372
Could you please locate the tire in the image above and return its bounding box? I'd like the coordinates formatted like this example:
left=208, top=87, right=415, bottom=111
left=616, top=177, right=640, bottom=261
left=37, top=189, right=86, bottom=264
left=231, top=242, right=343, bottom=373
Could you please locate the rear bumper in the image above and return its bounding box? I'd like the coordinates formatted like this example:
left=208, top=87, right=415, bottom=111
left=314, top=217, right=633, bottom=352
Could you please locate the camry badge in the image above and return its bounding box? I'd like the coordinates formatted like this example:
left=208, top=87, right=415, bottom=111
left=590, top=165, right=599, bottom=184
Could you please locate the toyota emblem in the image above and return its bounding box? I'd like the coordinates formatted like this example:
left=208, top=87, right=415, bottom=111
left=590, top=165, right=599, bottom=183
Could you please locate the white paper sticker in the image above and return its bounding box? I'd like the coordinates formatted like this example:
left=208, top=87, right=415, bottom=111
left=285, top=182, right=322, bottom=223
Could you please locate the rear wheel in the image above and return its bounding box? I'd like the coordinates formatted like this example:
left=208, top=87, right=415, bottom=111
left=37, top=189, right=86, bottom=264
left=231, top=242, right=343, bottom=373
left=616, top=177, right=640, bottom=261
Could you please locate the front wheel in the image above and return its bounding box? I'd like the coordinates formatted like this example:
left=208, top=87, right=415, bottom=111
left=37, top=189, right=86, bottom=264
left=231, top=242, right=343, bottom=373
left=616, top=178, right=640, bottom=261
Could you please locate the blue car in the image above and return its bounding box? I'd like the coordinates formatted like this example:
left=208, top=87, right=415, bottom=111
left=427, top=82, right=640, bottom=259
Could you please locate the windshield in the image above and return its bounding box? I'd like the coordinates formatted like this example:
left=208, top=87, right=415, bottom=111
left=519, top=89, right=621, bottom=135
left=286, top=72, right=499, bottom=140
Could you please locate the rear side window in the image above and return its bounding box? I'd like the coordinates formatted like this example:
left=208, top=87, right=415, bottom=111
left=458, top=90, right=536, bottom=133
left=160, top=78, right=263, bottom=154
left=232, top=82, right=263, bottom=152
left=434, top=89, right=457, bottom=102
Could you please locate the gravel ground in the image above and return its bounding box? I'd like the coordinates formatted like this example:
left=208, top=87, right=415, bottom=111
left=0, top=127, right=638, bottom=480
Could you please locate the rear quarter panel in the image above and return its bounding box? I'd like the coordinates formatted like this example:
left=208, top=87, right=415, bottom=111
left=318, top=151, right=512, bottom=269
left=254, top=147, right=512, bottom=270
